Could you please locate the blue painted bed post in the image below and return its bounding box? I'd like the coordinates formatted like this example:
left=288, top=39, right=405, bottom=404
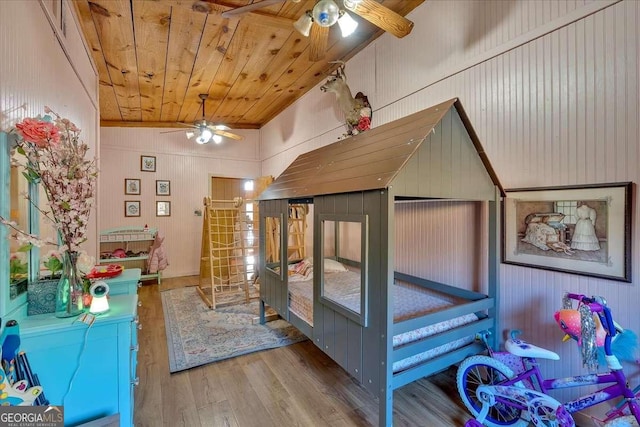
left=487, top=185, right=501, bottom=351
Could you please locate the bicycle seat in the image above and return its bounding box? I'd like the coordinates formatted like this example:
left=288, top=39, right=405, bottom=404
left=505, top=337, right=560, bottom=360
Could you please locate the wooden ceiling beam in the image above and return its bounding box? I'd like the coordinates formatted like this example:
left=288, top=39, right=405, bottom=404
left=100, top=120, right=260, bottom=129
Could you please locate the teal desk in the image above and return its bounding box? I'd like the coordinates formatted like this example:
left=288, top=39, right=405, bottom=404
left=16, top=271, right=141, bottom=426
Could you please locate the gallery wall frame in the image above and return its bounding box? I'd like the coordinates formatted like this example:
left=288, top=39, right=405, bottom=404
left=140, top=155, right=156, bottom=172
left=125, top=200, right=141, bottom=217
left=502, top=182, right=632, bottom=282
left=156, top=180, right=170, bottom=196
left=125, top=178, right=140, bottom=195
left=156, top=201, right=171, bottom=217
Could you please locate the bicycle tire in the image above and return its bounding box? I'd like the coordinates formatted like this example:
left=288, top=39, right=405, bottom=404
left=456, top=355, right=528, bottom=427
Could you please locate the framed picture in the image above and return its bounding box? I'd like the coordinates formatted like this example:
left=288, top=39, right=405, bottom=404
left=156, top=180, right=170, bottom=196
left=156, top=201, right=171, bottom=217
left=503, top=182, right=632, bottom=282
left=124, top=200, right=141, bottom=217
left=140, top=155, right=156, bottom=172
left=124, top=178, right=140, bottom=195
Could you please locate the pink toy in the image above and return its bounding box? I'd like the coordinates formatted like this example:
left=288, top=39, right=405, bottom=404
left=554, top=308, right=606, bottom=346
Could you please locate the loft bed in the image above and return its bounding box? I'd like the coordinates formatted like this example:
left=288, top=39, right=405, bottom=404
left=258, top=98, right=505, bottom=427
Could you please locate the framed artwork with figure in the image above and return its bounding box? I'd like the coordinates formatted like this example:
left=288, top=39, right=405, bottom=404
left=125, top=178, right=140, bottom=195
left=502, top=182, right=632, bottom=282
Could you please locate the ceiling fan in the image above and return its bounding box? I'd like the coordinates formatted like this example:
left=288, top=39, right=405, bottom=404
left=167, top=94, right=243, bottom=144
left=221, top=0, right=414, bottom=62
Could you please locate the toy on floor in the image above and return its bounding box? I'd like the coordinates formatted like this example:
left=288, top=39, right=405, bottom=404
left=0, top=320, right=46, bottom=406
left=0, top=348, right=42, bottom=405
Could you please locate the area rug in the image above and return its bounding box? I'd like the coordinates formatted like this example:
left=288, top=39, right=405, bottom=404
left=161, top=286, right=307, bottom=373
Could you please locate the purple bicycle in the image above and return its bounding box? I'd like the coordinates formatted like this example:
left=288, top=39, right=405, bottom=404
left=456, top=292, right=640, bottom=427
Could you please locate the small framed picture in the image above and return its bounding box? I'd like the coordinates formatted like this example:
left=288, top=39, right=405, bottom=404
left=125, top=200, right=141, bottom=217
left=156, top=201, right=171, bottom=217
left=140, top=155, right=156, bottom=172
left=125, top=178, right=141, bottom=195
left=156, top=180, right=171, bottom=196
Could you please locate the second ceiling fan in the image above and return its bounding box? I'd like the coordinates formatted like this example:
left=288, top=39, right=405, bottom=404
left=221, top=0, right=414, bottom=62
left=169, top=94, right=243, bottom=145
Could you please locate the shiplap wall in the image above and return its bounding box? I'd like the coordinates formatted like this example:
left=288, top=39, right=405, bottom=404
left=261, top=0, right=639, bottom=408
left=0, top=1, right=99, bottom=254
left=99, top=128, right=261, bottom=278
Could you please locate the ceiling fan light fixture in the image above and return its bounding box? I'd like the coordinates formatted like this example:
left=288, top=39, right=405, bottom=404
left=195, top=127, right=213, bottom=144
left=293, top=11, right=313, bottom=37
left=185, top=130, right=195, bottom=139
left=337, top=10, right=358, bottom=37
left=212, top=134, right=223, bottom=144
left=312, top=0, right=340, bottom=27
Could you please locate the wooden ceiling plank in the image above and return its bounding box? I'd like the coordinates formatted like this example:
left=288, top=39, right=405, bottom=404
left=90, top=0, right=142, bottom=121
left=132, top=0, right=171, bottom=122
left=71, top=1, right=121, bottom=121
left=177, top=16, right=240, bottom=123
left=226, top=30, right=310, bottom=121
left=160, top=7, right=208, bottom=121
left=241, top=26, right=362, bottom=124
left=202, top=20, right=259, bottom=120
left=212, top=21, right=292, bottom=120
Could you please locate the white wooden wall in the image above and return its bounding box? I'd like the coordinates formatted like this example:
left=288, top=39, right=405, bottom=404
left=100, top=127, right=261, bottom=278
left=261, top=0, right=639, bottom=409
left=0, top=0, right=99, bottom=255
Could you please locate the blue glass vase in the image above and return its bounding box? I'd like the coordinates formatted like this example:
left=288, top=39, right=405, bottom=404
left=54, top=251, right=85, bottom=318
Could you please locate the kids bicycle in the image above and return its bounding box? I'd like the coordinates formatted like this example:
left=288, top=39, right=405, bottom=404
left=456, top=292, right=640, bottom=427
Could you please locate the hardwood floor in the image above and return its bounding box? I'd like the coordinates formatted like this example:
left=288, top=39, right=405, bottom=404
left=134, top=276, right=472, bottom=426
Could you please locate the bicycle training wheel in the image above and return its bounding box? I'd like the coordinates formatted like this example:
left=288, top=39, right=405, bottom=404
left=456, top=355, right=528, bottom=427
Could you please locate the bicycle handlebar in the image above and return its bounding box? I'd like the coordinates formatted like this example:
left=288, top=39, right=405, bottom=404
left=565, top=292, right=618, bottom=351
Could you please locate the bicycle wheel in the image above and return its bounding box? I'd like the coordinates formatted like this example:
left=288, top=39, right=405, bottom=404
left=528, top=396, right=575, bottom=427
left=457, top=355, right=528, bottom=427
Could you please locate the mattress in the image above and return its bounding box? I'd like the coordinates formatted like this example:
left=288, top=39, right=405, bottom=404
left=287, top=272, right=479, bottom=373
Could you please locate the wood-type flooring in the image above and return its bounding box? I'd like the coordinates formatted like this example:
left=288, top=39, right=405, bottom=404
left=134, top=275, right=474, bottom=426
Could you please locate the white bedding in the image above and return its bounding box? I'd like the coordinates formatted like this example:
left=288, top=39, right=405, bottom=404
left=287, top=270, right=479, bottom=373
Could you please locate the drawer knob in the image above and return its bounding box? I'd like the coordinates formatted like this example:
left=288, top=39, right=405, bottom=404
left=137, top=323, right=142, bottom=330
left=131, top=377, right=140, bottom=386
left=138, top=301, right=142, bottom=307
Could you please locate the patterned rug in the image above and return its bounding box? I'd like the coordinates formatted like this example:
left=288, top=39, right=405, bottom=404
left=161, top=286, right=307, bottom=373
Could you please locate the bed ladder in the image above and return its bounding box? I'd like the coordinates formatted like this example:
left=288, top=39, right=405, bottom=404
left=197, top=197, right=257, bottom=309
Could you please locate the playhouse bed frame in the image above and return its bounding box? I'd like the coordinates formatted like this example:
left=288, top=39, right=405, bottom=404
left=258, top=99, right=504, bottom=427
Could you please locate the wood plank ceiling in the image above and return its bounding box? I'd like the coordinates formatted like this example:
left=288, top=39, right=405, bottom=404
left=72, top=0, right=424, bottom=130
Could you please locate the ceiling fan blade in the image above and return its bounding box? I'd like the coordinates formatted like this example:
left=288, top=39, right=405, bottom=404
left=213, top=129, right=244, bottom=141
left=309, top=25, right=329, bottom=62
left=220, top=0, right=285, bottom=18
left=160, top=127, right=194, bottom=134
left=347, top=0, right=414, bottom=38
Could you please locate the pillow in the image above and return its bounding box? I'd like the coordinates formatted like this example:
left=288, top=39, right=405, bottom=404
left=323, top=258, right=348, bottom=272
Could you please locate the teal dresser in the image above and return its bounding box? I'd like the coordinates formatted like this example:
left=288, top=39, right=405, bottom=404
left=16, top=269, right=141, bottom=426
left=105, top=268, right=143, bottom=296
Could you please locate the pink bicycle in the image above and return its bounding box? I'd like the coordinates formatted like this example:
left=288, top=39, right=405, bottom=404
left=456, top=292, right=640, bottom=427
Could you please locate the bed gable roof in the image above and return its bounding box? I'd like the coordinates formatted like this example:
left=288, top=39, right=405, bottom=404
left=259, top=98, right=504, bottom=201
